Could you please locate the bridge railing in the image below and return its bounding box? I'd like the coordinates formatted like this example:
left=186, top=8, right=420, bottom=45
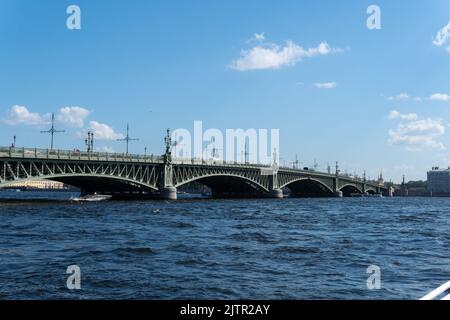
left=0, top=146, right=165, bottom=163
left=172, top=156, right=273, bottom=168
left=0, top=146, right=272, bottom=167
left=0, top=147, right=293, bottom=174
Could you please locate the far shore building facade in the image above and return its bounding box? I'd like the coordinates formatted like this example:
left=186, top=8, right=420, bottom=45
left=427, top=167, right=450, bottom=197
left=7, top=179, right=66, bottom=190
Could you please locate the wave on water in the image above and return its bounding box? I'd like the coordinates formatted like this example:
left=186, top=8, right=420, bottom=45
left=1, top=197, right=450, bottom=299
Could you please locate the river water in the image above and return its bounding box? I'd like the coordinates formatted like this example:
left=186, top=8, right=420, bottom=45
left=0, top=190, right=449, bottom=299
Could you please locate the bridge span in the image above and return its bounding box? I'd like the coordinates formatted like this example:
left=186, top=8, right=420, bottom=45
left=0, top=146, right=387, bottom=200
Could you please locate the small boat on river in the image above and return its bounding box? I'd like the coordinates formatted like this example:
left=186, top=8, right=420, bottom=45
left=70, top=193, right=112, bottom=202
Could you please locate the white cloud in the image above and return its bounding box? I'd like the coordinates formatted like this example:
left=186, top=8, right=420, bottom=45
left=57, top=106, right=90, bottom=128
left=430, top=93, right=450, bottom=101
left=5, top=105, right=92, bottom=128
left=386, top=93, right=450, bottom=102
left=89, top=121, right=124, bottom=140
left=97, top=146, right=115, bottom=153
left=432, top=20, right=450, bottom=47
left=388, top=110, right=418, bottom=121
left=388, top=111, right=445, bottom=151
left=4, top=105, right=50, bottom=126
left=254, top=33, right=265, bottom=41
left=230, top=40, right=343, bottom=71
left=248, top=33, right=265, bottom=42
left=388, top=93, right=410, bottom=101
left=401, top=113, right=419, bottom=121
left=314, top=82, right=337, bottom=89
left=397, top=119, right=445, bottom=135
left=388, top=110, right=400, bottom=119
left=388, top=130, right=445, bottom=151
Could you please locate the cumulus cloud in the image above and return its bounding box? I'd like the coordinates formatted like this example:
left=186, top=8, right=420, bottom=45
left=388, top=110, right=400, bottom=119
left=388, top=110, right=418, bottom=121
left=4, top=105, right=50, bottom=126
left=388, top=93, right=410, bottom=101
left=230, top=40, right=343, bottom=71
left=4, top=105, right=125, bottom=145
left=433, top=20, right=450, bottom=47
left=397, top=119, right=445, bottom=136
left=386, top=93, right=449, bottom=102
left=314, top=82, right=337, bottom=89
left=57, top=106, right=90, bottom=128
left=4, top=105, right=92, bottom=128
left=248, top=33, right=265, bottom=42
left=388, top=130, right=445, bottom=151
left=430, top=93, right=450, bottom=101
left=388, top=111, right=445, bottom=151
left=97, top=146, right=115, bottom=153
left=89, top=121, right=124, bottom=140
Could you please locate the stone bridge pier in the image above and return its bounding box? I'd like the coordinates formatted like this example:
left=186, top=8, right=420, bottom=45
left=267, top=171, right=283, bottom=199
left=158, top=142, right=177, bottom=200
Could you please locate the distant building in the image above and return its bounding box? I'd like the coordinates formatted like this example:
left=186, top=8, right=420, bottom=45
left=399, top=175, right=409, bottom=197
left=388, top=186, right=395, bottom=197
left=427, top=167, right=450, bottom=196
left=378, top=171, right=385, bottom=187
left=7, top=179, right=66, bottom=190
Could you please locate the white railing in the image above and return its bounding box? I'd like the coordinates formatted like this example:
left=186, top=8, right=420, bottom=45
left=420, top=280, right=450, bottom=300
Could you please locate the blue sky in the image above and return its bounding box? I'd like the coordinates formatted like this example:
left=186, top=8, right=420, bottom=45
left=1, top=0, right=450, bottom=182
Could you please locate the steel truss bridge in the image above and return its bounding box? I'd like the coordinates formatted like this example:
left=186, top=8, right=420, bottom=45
left=0, top=147, right=386, bottom=200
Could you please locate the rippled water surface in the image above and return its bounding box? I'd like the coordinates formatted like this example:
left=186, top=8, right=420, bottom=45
left=0, top=191, right=449, bottom=299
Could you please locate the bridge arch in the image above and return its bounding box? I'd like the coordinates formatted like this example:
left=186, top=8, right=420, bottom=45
left=175, top=173, right=269, bottom=196
left=339, top=184, right=363, bottom=196
left=2, top=174, right=159, bottom=194
left=281, top=178, right=334, bottom=197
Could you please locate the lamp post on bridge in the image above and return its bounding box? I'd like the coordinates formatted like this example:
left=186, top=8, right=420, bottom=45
left=85, top=131, right=94, bottom=153
left=313, top=159, right=318, bottom=171
left=333, top=161, right=343, bottom=198
left=11, top=135, right=16, bottom=148
left=244, top=141, right=252, bottom=164
left=117, top=124, right=139, bottom=155
left=164, top=128, right=172, bottom=159
left=159, top=129, right=177, bottom=200
left=267, top=147, right=283, bottom=199
left=40, top=113, right=65, bottom=150
left=292, top=154, right=299, bottom=169
left=173, top=133, right=189, bottom=160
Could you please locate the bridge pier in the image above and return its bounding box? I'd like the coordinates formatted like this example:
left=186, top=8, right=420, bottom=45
left=333, top=191, right=343, bottom=198
left=159, top=186, right=177, bottom=200
left=266, top=167, right=283, bottom=198
left=159, top=135, right=177, bottom=200
left=268, top=188, right=283, bottom=199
